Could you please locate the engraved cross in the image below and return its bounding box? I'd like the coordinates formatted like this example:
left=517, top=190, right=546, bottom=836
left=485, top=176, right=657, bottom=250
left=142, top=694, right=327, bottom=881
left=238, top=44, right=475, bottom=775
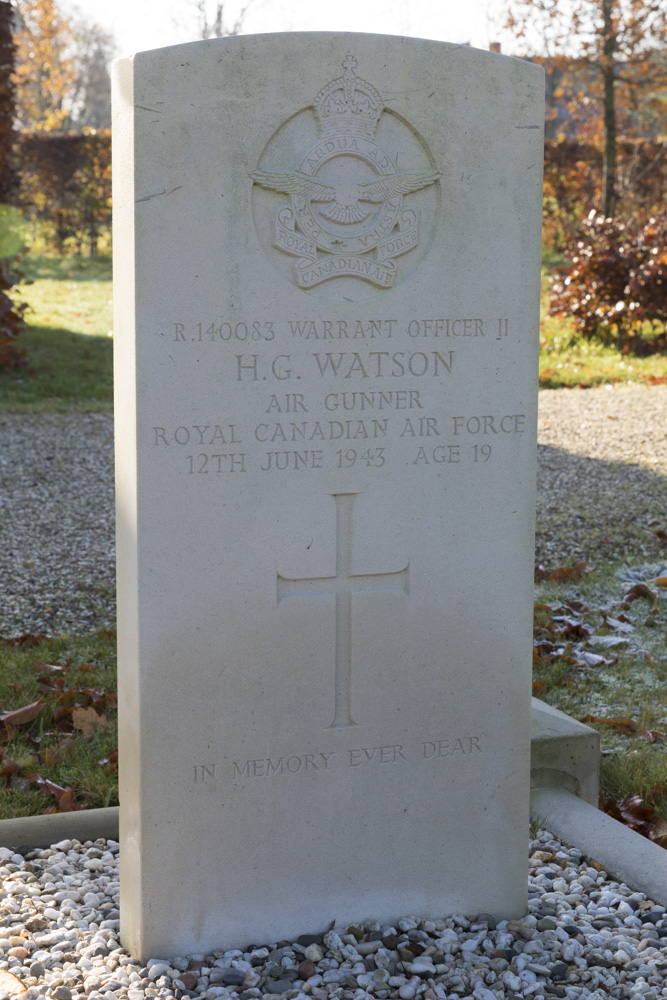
left=277, top=493, right=410, bottom=728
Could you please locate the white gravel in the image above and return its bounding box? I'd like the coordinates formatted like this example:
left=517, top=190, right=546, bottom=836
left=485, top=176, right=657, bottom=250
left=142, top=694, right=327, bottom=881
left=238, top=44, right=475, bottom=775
left=0, top=830, right=666, bottom=1000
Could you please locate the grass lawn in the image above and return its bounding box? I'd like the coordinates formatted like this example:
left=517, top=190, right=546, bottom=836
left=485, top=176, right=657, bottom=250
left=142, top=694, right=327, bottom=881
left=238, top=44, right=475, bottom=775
left=539, top=314, right=667, bottom=389
left=0, top=251, right=666, bottom=829
left=533, top=564, right=667, bottom=830
left=0, top=631, right=118, bottom=817
left=0, top=255, right=113, bottom=413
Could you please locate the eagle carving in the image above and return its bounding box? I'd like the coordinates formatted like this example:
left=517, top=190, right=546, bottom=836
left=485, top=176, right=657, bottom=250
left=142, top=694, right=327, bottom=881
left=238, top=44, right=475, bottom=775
left=251, top=169, right=440, bottom=225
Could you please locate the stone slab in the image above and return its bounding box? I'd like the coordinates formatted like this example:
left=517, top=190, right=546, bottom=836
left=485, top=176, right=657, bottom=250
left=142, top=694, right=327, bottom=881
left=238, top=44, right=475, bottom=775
left=530, top=697, right=600, bottom=806
left=0, top=808, right=119, bottom=850
left=112, top=33, right=544, bottom=959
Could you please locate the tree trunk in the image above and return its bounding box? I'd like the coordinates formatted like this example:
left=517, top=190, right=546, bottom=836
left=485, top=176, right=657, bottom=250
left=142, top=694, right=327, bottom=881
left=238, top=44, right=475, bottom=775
left=0, top=0, right=26, bottom=368
left=601, top=0, right=618, bottom=217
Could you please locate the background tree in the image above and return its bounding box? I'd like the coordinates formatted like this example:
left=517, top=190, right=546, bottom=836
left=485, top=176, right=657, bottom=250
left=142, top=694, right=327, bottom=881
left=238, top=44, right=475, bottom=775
left=506, top=0, right=667, bottom=217
left=0, top=0, right=26, bottom=368
left=185, top=0, right=256, bottom=40
left=13, top=0, right=76, bottom=131
left=69, top=20, right=115, bottom=129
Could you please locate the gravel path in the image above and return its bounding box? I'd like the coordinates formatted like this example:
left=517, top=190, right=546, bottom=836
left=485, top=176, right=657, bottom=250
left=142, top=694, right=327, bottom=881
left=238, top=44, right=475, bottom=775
left=1, top=384, right=666, bottom=638
left=0, top=414, right=115, bottom=638
left=0, top=830, right=666, bottom=1000
left=536, top=384, right=667, bottom=570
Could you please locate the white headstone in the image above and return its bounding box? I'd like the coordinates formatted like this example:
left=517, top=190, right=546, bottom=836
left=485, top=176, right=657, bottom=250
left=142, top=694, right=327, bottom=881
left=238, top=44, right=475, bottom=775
left=112, top=33, right=544, bottom=960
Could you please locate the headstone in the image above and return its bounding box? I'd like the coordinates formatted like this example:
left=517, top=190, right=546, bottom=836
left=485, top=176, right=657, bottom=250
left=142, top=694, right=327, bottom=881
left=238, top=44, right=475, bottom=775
left=112, top=33, right=544, bottom=960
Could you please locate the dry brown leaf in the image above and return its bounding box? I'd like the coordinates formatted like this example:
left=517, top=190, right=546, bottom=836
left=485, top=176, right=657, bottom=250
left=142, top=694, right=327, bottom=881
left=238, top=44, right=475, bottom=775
left=0, top=699, right=44, bottom=727
left=548, top=561, right=589, bottom=582
left=1, top=634, right=47, bottom=648
left=98, top=747, right=118, bottom=770
left=624, top=583, right=655, bottom=602
left=72, top=705, right=111, bottom=734
left=580, top=715, right=638, bottom=734
left=617, top=793, right=657, bottom=834
left=39, top=738, right=76, bottom=767
left=637, top=729, right=666, bottom=744
left=650, top=818, right=667, bottom=848
left=32, top=659, right=66, bottom=674
left=0, top=971, right=27, bottom=996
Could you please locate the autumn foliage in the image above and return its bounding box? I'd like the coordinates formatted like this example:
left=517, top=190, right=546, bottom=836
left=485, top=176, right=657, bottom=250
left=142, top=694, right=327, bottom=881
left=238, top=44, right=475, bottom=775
left=550, top=212, right=667, bottom=346
left=16, top=130, right=111, bottom=253
left=13, top=0, right=76, bottom=131
left=543, top=139, right=667, bottom=249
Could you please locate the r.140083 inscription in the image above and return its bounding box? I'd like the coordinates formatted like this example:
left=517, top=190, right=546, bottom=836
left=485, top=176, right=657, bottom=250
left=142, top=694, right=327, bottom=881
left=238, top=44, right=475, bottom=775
left=171, top=317, right=510, bottom=342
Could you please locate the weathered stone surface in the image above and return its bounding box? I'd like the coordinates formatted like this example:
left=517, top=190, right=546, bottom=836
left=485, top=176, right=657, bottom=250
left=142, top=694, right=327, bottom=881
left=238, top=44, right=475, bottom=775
left=112, top=32, right=543, bottom=960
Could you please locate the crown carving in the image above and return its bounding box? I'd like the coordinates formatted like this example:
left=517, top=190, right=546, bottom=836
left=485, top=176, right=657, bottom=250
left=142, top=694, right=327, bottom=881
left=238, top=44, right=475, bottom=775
left=314, top=56, right=383, bottom=140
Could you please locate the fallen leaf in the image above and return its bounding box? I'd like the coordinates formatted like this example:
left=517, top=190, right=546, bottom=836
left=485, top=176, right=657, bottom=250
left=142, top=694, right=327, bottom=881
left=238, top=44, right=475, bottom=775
left=0, top=723, right=14, bottom=744
left=36, top=676, right=66, bottom=693
left=0, top=970, right=27, bottom=996
left=39, top=738, right=76, bottom=767
left=0, top=759, right=22, bottom=785
left=647, top=783, right=667, bottom=803
left=29, top=775, right=86, bottom=813
left=72, top=705, right=111, bottom=734
left=564, top=600, right=589, bottom=615
left=650, top=818, right=667, bottom=848
left=602, top=615, right=634, bottom=634
left=580, top=651, right=610, bottom=668
left=654, top=577, right=667, bottom=588
left=624, top=583, right=655, bottom=602
left=532, top=681, right=545, bottom=696
left=580, top=715, right=638, bottom=734
left=32, top=659, right=66, bottom=674
left=98, top=747, right=118, bottom=770
left=0, top=700, right=44, bottom=727
left=587, top=635, right=629, bottom=648
left=549, top=561, right=589, bottom=582
left=553, top=616, right=595, bottom=639
left=617, top=793, right=659, bottom=835
left=79, top=687, right=116, bottom=709
left=637, top=729, right=666, bottom=744
left=51, top=705, right=74, bottom=733
left=1, top=634, right=48, bottom=648
left=50, top=787, right=85, bottom=812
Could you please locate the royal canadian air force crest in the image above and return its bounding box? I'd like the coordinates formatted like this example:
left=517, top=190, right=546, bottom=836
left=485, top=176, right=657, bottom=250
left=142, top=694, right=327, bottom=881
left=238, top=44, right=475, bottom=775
left=251, top=56, right=439, bottom=290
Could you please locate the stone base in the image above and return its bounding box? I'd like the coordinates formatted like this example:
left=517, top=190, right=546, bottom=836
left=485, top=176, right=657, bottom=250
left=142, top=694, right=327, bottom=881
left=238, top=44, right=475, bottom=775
left=530, top=697, right=600, bottom=805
